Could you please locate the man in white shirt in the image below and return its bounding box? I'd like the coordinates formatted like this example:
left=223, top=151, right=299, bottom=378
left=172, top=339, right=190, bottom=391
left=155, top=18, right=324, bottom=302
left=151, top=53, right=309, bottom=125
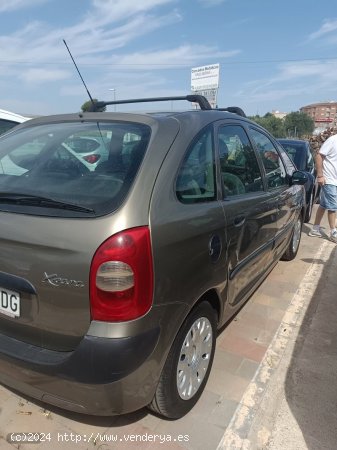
left=309, top=134, right=337, bottom=243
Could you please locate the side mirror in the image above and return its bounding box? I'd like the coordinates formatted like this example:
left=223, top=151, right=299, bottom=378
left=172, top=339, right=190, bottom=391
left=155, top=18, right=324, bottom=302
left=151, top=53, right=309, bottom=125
left=291, top=170, right=308, bottom=185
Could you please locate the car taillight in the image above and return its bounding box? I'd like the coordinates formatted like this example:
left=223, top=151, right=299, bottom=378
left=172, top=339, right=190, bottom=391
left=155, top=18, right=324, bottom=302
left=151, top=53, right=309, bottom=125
left=90, top=227, right=153, bottom=322
left=83, top=154, right=101, bottom=164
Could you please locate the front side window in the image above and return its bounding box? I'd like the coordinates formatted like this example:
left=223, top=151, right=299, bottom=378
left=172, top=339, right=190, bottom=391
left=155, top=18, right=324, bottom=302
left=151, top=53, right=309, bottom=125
left=218, top=125, right=263, bottom=197
left=176, top=126, right=216, bottom=203
left=249, top=128, right=287, bottom=189
left=0, top=121, right=151, bottom=216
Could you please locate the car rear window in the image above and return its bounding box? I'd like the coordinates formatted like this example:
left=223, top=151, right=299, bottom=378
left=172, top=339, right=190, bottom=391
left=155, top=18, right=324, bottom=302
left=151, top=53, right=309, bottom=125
left=0, top=121, right=151, bottom=217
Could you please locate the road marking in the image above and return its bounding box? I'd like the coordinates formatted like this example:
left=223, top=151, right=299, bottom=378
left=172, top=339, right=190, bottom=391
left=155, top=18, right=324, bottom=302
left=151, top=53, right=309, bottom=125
left=217, top=239, right=333, bottom=450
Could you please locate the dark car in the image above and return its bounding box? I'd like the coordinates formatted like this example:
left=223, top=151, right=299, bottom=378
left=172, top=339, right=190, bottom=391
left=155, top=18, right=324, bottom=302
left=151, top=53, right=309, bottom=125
left=0, top=95, right=307, bottom=419
left=278, top=139, right=318, bottom=222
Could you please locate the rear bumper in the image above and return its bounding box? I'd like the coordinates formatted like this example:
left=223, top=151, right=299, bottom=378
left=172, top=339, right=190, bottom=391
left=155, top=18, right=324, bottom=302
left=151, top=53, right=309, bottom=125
left=0, top=327, right=160, bottom=415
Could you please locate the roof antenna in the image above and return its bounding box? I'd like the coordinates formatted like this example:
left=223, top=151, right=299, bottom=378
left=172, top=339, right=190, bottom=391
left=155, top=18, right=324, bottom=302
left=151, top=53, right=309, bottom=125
left=63, top=39, right=96, bottom=111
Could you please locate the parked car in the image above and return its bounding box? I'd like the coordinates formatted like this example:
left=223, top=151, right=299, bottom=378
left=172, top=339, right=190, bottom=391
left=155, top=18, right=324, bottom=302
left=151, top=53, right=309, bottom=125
left=278, top=138, right=318, bottom=222
left=0, top=96, right=307, bottom=419
left=64, top=136, right=109, bottom=169
left=0, top=108, right=30, bottom=135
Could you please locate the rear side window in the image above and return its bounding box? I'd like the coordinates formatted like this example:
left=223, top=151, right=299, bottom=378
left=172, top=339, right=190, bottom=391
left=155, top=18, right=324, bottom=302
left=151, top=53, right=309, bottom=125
left=217, top=125, right=263, bottom=196
left=0, top=121, right=151, bottom=216
left=250, top=128, right=288, bottom=189
left=176, top=126, right=216, bottom=203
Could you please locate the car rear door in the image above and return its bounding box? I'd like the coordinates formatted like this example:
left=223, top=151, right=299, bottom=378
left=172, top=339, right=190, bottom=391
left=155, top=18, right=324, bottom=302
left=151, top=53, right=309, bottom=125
left=249, top=127, right=300, bottom=260
left=216, top=123, right=277, bottom=307
left=149, top=123, right=230, bottom=322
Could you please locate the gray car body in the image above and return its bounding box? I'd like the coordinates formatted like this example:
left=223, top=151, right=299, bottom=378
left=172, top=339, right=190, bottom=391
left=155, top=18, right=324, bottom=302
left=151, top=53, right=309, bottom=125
left=0, top=109, right=305, bottom=415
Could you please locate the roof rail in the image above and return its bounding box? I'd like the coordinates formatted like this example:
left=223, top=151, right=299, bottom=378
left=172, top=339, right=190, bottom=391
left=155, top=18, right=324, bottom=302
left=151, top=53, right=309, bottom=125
left=216, top=106, right=246, bottom=117
left=89, top=95, right=212, bottom=112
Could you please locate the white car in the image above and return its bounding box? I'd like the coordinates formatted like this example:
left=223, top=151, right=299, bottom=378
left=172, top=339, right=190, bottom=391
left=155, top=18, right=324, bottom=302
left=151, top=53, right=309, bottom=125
left=63, top=136, right=109, bottom=169
left=0, top=109, right=30, bottom=135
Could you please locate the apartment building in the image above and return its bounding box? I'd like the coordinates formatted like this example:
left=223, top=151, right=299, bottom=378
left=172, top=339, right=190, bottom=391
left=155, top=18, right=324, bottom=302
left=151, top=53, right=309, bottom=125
left=300, top=101, right=337, bottom=131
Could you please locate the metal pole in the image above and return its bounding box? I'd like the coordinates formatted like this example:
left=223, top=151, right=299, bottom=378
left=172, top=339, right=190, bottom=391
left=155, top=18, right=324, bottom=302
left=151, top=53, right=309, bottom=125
left=109, top=88, right=116, bottom=111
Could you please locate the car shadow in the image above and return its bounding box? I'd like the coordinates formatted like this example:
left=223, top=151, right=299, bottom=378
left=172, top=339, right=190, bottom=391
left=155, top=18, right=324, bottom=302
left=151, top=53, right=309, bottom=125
left=284, top=244, right=337, bottom=449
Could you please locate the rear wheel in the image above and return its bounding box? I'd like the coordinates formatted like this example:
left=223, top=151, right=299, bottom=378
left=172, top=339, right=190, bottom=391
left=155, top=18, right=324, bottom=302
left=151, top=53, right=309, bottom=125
left=281, top=215, right=302, bottom=261
left=148, top=302, right=217, bottom=419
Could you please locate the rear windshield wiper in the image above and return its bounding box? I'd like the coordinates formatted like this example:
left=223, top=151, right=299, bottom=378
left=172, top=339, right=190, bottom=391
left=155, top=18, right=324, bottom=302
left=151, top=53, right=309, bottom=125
left=0, top=193, right=95, bottom=213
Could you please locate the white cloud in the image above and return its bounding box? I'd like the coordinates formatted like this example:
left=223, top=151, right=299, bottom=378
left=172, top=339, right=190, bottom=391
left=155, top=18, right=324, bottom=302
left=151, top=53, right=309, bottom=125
left=0, top=2, right=181, bottom=64
left=197, top=0, right=227, bottom=7
left=273, top=61, right=337, bottom=86
left=0, top=0, right=48, bottom=13
left=0, top=0, right=237, bottom=81
left=235, top=60, right=337, bottom=106
left=114, top=46, right=240, bottom=69
left=18, top=68, right=71, bottom=83
left=308, top=19, right=337, bottom=40
left=90, top=0, right=176, bottom=22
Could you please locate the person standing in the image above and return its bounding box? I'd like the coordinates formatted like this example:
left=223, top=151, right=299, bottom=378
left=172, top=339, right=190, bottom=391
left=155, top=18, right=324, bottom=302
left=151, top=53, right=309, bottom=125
left=309, top=133, right=337, bottom=242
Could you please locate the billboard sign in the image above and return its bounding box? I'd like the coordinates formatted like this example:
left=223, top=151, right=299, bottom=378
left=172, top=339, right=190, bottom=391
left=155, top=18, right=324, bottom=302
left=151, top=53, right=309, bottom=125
left=191, top=64, right=220, bottom=91
left=193, top=89, right=218, bottom=109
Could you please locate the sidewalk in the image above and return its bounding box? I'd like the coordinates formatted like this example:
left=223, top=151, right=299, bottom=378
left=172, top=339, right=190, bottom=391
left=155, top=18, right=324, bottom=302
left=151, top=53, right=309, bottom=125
left=218, top=210, right=337, bottom=450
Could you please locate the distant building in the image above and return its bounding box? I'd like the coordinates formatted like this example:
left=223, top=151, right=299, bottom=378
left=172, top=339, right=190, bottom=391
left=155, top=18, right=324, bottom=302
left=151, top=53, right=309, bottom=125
left=271, top=110, right=288, bottom=119
left=300, top=101, right=337, bottom=133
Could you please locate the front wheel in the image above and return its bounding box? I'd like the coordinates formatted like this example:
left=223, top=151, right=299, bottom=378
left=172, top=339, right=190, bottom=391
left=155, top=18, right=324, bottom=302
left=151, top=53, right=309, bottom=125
left=148, top=302, right=217, bottom=419
left=281, top=215, right=302, bottom=261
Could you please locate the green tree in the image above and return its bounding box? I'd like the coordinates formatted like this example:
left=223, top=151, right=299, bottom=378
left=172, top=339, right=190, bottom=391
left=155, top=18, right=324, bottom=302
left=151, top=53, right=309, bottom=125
left=248, top=114, right=286, bottom=138
left=284, top=111, right=314, bottom=138
left=81, top=99, right=106, bottom=112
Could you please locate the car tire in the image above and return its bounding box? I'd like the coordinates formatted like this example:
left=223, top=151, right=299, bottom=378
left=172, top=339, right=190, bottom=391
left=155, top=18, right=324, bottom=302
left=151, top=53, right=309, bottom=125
left=281, top=215, right=302, bottom=261
left=148, top=301, right=217, bottom=419
left=304, top=190, right=314, bottom=223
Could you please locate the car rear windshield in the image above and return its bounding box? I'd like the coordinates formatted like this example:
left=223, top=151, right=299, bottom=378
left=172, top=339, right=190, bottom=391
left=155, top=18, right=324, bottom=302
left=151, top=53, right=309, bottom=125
left=0, top=121, right=151, bottom=217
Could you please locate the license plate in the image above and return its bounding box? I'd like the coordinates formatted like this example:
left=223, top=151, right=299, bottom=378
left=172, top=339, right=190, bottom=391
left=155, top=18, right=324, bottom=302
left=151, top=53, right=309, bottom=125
left=0, top=287, right=20, bottom=318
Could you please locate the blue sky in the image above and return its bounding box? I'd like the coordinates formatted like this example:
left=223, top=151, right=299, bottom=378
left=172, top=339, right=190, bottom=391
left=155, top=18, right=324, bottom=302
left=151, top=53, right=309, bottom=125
left=1, top=0, right=337, bottom=117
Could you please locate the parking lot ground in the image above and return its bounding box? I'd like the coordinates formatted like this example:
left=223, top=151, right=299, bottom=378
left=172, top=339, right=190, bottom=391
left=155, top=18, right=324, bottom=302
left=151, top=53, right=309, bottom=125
left=0, top=205, right=335, bottom=450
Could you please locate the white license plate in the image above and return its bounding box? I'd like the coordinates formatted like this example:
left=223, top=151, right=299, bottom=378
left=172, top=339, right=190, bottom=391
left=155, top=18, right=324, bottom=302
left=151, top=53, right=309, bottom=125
left=0, top=287, right=20, bottom=318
